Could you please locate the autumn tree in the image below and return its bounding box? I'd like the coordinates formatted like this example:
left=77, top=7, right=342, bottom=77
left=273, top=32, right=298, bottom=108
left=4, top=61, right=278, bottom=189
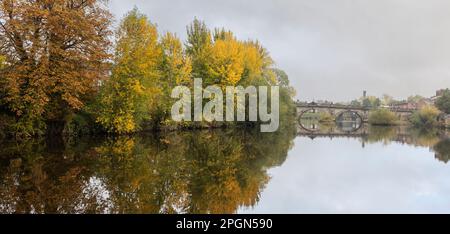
left=156, top=32, right=192, bottom=124
left=207, top=36, right=244, bottom=87
left=1, top=6, right=297, bottom=136
left=241, top=41, right=275, bottom=86
left=209, top=30, right=275, bottom=88
left=0, top=0, right=112, bottom=137
left=95, top=9, right=161, bottom=134
left=184, top=19, right=296, bottom=126
left=186, top=19, right=213, bottom=82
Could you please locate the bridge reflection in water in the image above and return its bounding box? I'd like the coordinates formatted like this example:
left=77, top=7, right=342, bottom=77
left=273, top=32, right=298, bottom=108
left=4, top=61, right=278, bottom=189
left=297, top=123, right=450, bottom=163
left=298, top=118, right=363, bottom=134
left=298, top=121, right=368, bottom=138
left=295, top=103, right=450, bottom=164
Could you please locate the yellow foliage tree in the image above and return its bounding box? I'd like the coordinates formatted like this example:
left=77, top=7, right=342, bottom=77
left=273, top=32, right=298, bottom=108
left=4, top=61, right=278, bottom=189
left=95, top=9, right=161, bottom=134
left=240, top=41, right=268, bottom=86
left=160, top=33, right=192, bottom=86
left=156, top=32, right=192, bottom=124
left=207, top=38, right=245, bottom=87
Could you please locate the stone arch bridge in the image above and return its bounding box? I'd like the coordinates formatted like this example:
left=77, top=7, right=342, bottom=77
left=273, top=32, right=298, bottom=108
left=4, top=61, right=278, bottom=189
left=297, top=102, right=414, bottom=124
left=296, top=102, right=416, bottom=135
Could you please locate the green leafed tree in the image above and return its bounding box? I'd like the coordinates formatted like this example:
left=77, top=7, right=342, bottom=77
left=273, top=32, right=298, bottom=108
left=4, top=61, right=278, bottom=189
left=411, top=105, right=441, bottom=127
left=362, top=96, right=381, bottom=108
left=381, top=94, right=395, bottom=106
left=408, top=95, right=425, bottom=103
left=368, top=109, right=397, bottom=126
left=155, top=32, right=192, bottom=125
left=435, top=89, right=450, bottom=114
left=186, top=19, right=213, bottom=82
left=95, top=9, right=161, bottom=134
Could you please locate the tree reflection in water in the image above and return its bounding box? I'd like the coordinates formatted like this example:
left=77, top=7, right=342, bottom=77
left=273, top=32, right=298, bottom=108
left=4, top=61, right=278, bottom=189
left=0, top=125, right=448, bottom=214
left=361, top=126, right=449, bottom=164
left=434, top=138, right=450, bottom=164
left=0, top=127, right=296, bottom=214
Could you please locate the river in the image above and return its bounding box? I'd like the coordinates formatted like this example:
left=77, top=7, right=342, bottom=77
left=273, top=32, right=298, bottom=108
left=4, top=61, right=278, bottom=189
left=0, top=124, right=449, bottom=214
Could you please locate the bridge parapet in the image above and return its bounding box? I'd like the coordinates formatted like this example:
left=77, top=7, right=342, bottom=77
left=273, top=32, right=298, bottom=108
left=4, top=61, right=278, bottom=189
left=296, top=102, right=416, bottom=112
left=297, top=103, right=370, bottom=122
left=296, top=103, right=372, bottom=111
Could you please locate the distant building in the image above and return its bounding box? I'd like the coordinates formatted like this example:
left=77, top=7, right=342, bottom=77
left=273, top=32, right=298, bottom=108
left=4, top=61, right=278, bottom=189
left=417, top=98, right=434, bottom=109
left=436, top=89, right=446, bottom=97
left=390, top=101, right=417, bottom=110
left=392, top=91, right=439, bottom=110
left=431, top=89, right=447, bottom=102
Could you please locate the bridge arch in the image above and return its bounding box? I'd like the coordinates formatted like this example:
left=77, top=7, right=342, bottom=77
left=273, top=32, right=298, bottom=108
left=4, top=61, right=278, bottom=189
left=297, top=104, right=367, bottom=133
left=297, top=108, right=324, bottom=132
left=335, top=110, right=364, bottom=132
left=335, top=110, right=364, bottom=123
left=298, top=108, right=317, bottom=120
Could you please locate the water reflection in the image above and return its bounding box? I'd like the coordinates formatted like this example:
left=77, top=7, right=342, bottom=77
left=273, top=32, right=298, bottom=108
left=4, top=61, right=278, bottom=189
left=0, top=128, right=296, bottom=214
left=299, top=119, right=362, bottom=133
left=433, top=138, right=450, bottom=163
left=243, top=125, right=450, bottom=214
left=0, top=125, right=449, bottom=214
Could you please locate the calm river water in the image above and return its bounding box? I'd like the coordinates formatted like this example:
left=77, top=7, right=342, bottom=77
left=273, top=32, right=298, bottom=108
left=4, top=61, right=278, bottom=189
left=0, top=125, right=449, bottom=214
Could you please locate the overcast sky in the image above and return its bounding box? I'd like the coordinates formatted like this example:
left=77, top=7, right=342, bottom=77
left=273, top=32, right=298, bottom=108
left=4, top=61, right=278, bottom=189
left=109, top=0, right=450, bottom=102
